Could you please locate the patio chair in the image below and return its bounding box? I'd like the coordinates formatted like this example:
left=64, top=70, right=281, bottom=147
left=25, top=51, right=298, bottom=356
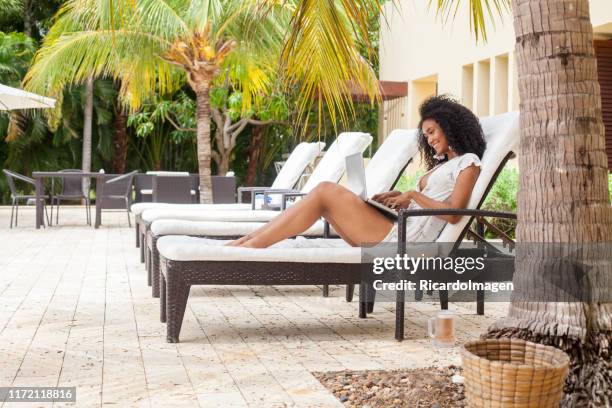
left=211, top=175, right=237, bottom=203
left=186, top=174, right=237, bottom=204
left=134, top=174, right=153, bottom=203
left=145, top=128, right=418, bottom=297
left=154, top=111, right=520, bottom=343
left=96, top=171, right=138, bottom=227
left=51, top=169, right=92, bottom=226
left=131, top=141, right=325, bottom=248
left=3, top=169, right=51, bottom=228
left=136, top=171, right=189, bottom=203
left=152, top=175, right=192, bottom=203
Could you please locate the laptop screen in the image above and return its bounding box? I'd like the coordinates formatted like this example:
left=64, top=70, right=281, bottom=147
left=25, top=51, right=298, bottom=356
left=345, top=153, right=367, bottom=200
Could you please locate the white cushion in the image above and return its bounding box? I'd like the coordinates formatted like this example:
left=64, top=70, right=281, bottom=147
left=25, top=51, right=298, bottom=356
left=156, top=234, right=436, bottom=263
left=300, top=132, right=372, bottom=193
left=131, top=203, right=251, bottom=215
left=436, top=111, right=520, bottom=244
left=142, top=208, right=281, bottom=223
left=270, top=142, right=325, bottom=189
left=151, top=219, right=328, bottom=237
left=157, top=235, right=360, bottom=263
left=365, top=129, right=419, bottom=195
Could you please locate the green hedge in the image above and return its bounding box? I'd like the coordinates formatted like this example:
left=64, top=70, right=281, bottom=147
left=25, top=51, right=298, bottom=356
left=392, top=169, right=612, bottom=240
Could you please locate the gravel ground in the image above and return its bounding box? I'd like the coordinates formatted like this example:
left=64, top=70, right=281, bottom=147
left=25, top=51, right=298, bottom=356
left=314, top=366, right=466, bottom=408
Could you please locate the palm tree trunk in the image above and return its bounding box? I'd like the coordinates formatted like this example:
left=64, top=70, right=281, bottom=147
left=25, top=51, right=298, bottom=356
left=112, top=107, right=128, bottom=174
left=195, top=84, right=213, bottom=203
left=486, top=1, right=612, bottom=405
left=23, top=0, right=32, bottom=37
left=245, top=126, right=265, bottom=186
left=82, top=76, right=94, bottom=196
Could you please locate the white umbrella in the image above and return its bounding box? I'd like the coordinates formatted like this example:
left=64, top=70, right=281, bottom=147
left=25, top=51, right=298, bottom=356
left=0, top=83, right=56, bottom=111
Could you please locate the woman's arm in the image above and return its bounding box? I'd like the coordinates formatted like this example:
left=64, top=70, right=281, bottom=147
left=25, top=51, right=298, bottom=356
left=384, top=165, right=481, bottom=224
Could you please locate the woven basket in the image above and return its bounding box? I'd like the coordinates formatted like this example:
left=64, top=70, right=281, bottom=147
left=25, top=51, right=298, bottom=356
left=461, top=338, right=570, bottom=408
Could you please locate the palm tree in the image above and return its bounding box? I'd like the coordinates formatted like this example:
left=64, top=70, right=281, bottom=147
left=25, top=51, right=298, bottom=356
left=24, top=0, right=381, bottom=202
left=432, top=0, right=611, bottom=404
left=24, top=0, right=283, bottom=201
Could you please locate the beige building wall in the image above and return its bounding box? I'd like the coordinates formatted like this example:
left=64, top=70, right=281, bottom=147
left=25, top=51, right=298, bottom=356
left=379, top=0, right=612, bottom=128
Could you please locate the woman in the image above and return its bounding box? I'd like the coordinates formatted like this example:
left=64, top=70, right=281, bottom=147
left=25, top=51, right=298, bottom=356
left=229, top=95, right=486, bottom=248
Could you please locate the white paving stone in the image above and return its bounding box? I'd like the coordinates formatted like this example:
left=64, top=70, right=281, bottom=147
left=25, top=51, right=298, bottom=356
left=0, top=205, right=509, bottom=407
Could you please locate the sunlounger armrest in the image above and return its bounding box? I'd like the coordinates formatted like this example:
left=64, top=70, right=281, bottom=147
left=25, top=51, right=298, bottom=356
left=396, top=208, right=516, bottom=254
left=261, top=189, right=300, bottom=210
left=280, top=191, right=307, bottom=210
left=397, top=208, right=516, bottom=220
left=236, top=186, right=268, bottom=207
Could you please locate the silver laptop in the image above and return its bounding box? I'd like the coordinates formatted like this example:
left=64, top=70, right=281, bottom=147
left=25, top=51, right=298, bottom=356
left=345, top=153, right=398, bottom=218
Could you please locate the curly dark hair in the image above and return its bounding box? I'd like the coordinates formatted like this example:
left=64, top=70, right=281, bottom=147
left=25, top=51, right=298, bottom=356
left=417, top=95, right=486, bottom=170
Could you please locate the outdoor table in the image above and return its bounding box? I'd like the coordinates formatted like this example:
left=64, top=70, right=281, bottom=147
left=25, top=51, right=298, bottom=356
left=32, top=171, right=106, bottom=229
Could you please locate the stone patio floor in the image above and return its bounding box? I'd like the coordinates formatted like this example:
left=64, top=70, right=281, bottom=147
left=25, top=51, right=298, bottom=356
left=0, top=206, right=509, bottom=407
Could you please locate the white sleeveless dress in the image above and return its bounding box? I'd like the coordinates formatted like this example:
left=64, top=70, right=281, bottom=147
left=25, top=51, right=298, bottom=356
left=382, top=153, right=481, bottom=243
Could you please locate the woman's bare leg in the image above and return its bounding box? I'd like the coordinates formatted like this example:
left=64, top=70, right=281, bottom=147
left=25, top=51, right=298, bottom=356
left=229, top=182, right=394, bottom=248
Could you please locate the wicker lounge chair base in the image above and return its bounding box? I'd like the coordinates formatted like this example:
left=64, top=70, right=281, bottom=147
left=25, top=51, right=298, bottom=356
left=145, top=220, right=347, bottom=298
left=159, top=257, right=366, bottom=343
left=147, top=232, right=240, bottom=297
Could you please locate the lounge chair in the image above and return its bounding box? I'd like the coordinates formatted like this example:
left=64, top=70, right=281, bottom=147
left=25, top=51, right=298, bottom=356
left=144, top=129, right=418, bottom=296
left=135, top=132, right=371, bottom=262
left=3, top=169, right=51, bottom=228
left=132, top=141, right=325, bottom=248
left=51, top=169, right=92, bottom=226
left=154, top=112, right=519, bottom=343
left=152, top=175, right=192, bottom=203
left=95, top=171, right=138, bottom=227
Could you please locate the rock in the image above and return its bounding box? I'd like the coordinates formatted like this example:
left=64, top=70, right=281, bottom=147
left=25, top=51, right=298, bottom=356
left=451, top=374, right=464, bottom=384
left=316, top=366, right=466, bottom=408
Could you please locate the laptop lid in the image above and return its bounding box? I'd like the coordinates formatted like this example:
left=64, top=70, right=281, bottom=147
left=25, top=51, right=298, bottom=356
left=345, top=152, right=367, bottom=200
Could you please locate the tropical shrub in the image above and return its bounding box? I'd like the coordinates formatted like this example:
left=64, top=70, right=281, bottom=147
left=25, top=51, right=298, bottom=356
left=609, top=173, right=612, bottom=203
left=394, top=170, right=424, bottom=192
left=392, top=166, right=519, bottom=239
left=481, top=166, right=518, bottom=238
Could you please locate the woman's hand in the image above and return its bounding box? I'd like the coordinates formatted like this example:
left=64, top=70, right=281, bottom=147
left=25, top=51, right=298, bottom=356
left=383, top=191, right=414, bottom=209
left=371, top=190, right=401, bottom=203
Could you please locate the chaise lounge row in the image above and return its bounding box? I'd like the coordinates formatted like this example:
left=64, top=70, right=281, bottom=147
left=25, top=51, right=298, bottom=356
left=133, top=112, right=520, bottom=342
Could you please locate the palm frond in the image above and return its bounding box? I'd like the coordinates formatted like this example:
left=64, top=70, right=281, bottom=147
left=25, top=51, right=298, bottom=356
left=184, top=0, right=225, bottom=31
left=282, top=0, right=380, bottom=134
left=428, top=0, right=510, bottom=42
left=0, top=0, right=23, bottom=21
left=24, top=29, right=179, bottom=111
left=218, top=1, right=288, bottom=114
left=134, top=0, right=191, bottom=39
